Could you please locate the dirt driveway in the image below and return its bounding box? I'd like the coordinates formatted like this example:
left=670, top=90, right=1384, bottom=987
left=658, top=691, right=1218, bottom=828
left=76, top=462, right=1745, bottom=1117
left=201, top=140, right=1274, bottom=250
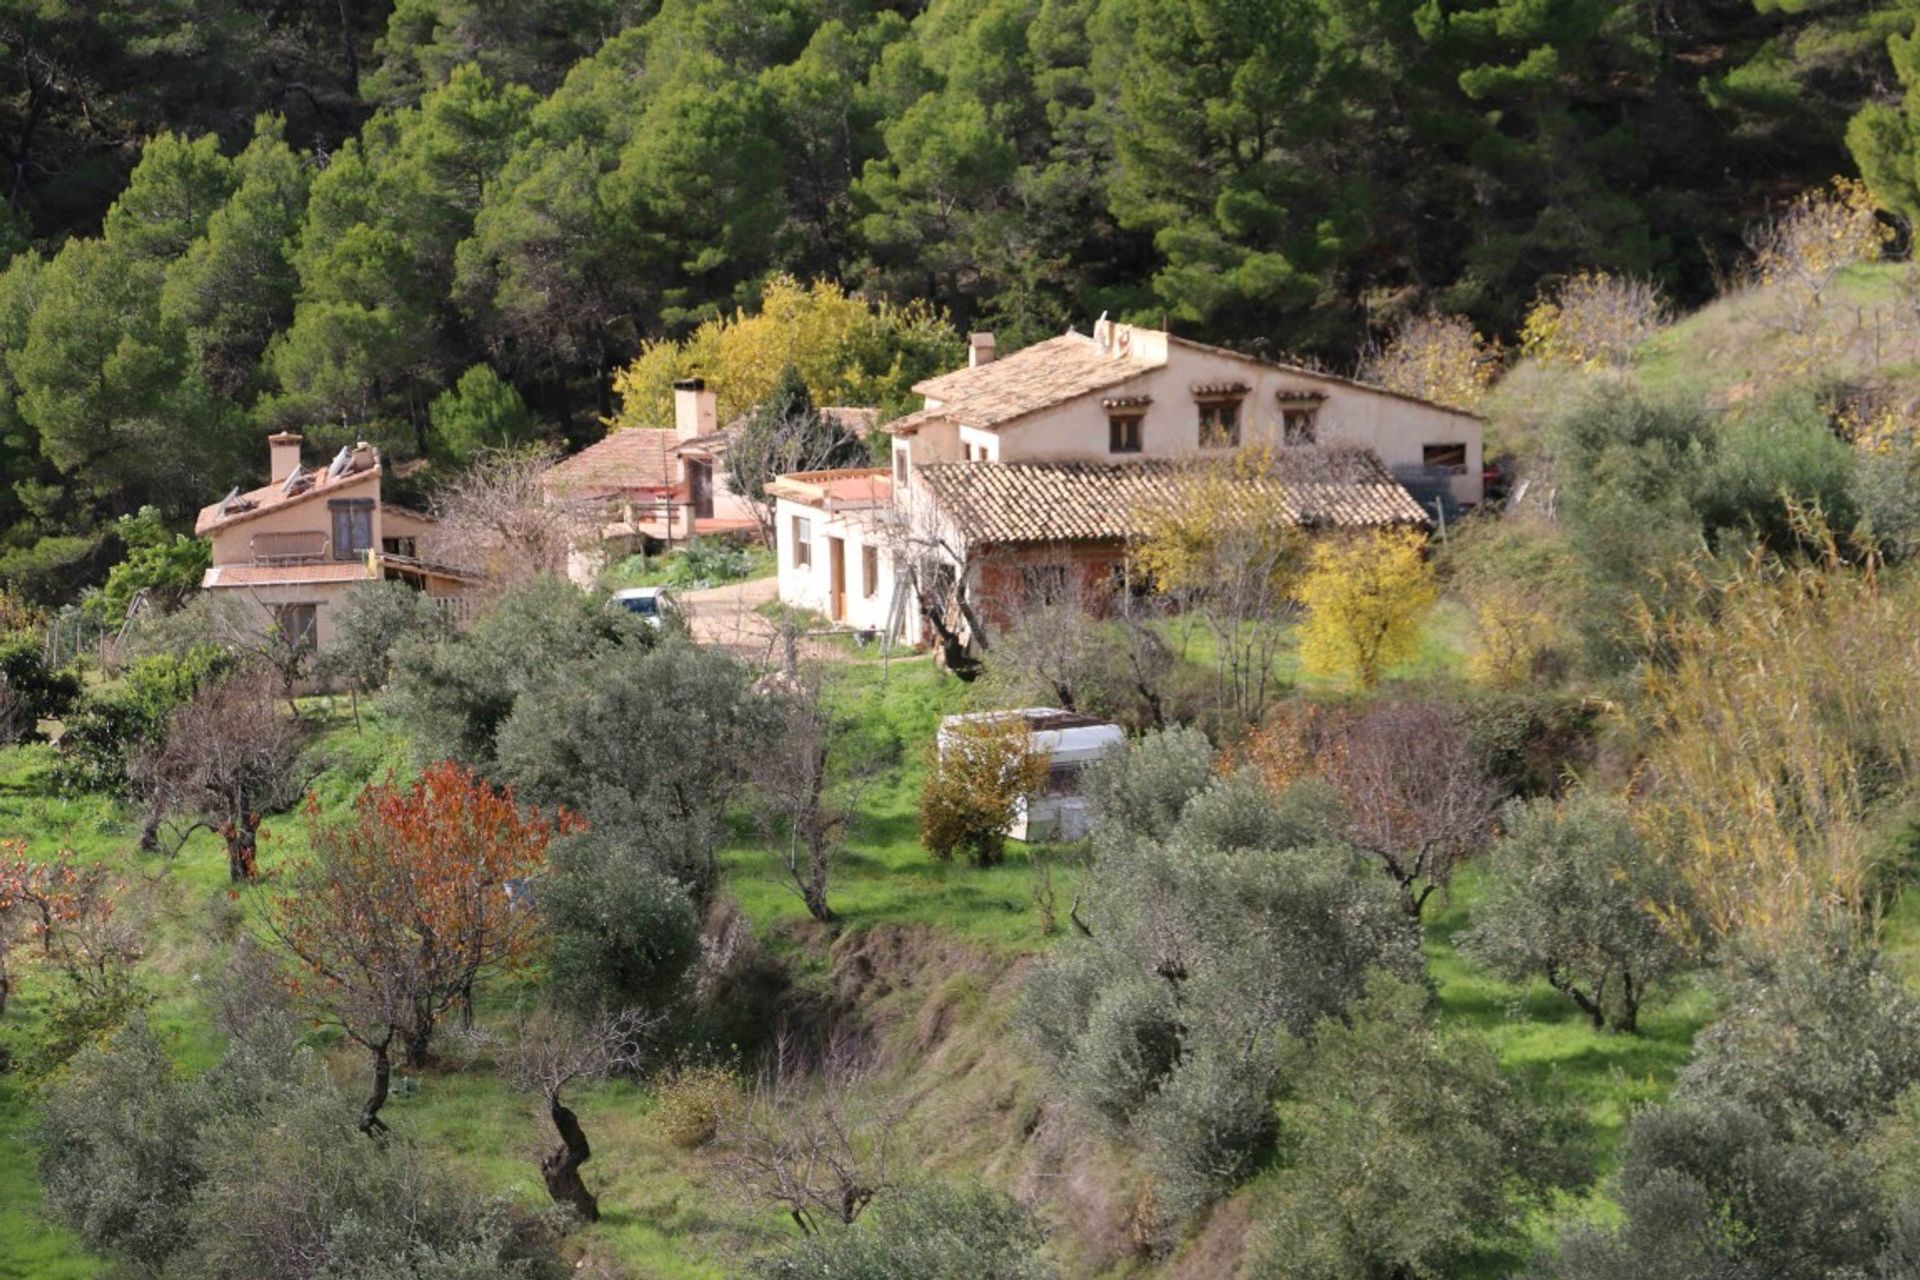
left=677, top=574, right=781, bottom=657
left=677, top=575, right=878, bottom=666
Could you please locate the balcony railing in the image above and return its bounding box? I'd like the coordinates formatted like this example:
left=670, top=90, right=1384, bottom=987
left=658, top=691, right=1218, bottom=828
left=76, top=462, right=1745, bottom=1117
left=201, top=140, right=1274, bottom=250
left=250, top=531, right=330, bottom=566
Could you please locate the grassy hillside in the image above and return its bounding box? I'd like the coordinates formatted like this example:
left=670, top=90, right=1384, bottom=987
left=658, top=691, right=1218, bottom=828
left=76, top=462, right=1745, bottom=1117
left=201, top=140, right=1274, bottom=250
left=0, top=607, right=1744, bottom=1279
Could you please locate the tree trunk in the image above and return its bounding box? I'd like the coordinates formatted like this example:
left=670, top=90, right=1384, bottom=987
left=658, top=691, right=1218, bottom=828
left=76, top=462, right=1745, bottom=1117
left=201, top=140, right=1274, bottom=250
left=334, top=0, right=361, bottom=96
left=1614, top=969, right=1640, bottom=1035
left=539, top=1096, right=600, bottom=1221
left=1547, top=966, right=1607, bottom=1030
left=401, top=1016, right=435, bottom=1069
left=801, top=875, right=834, bottom=924
left=361, top=1039, right=393, bottom=1136
left=221, top=813, right=262, bottom=882
left=0, top=968, right=10, bottom=1019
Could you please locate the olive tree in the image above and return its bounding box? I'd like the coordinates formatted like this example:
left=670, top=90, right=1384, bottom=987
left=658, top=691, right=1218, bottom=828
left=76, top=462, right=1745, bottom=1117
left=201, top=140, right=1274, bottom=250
left=1537, top=1100, right=1898, bottom=1280
left=1674, top=933, right=1920, bottom=1139
left=1021, top=737, right=1422, bottom=1225
left=1253, top=975, right=1576, bottom=1280
left=493, top=634, right=762, bottom=900
left=502, top=1005, right=653, bottom=1222
left=1463, top=792, right=1689, bottom=1032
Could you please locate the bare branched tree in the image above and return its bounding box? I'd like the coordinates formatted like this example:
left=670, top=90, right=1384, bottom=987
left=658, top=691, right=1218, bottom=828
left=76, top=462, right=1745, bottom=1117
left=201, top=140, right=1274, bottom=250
left=744, top=673, right=869, bottom=924
left=1324, top=699, right=1501, bottom=917
left=716, top=1030, right=903, bottom=1236
left=502, top=1005, right=655, bottom=1221
left=878, top=497, right=993, bottom=675
left=130, top=671, right=309, bottom=880
left=429, top=444, right=589, bottom=586
left=979, top=552, right=1104, bottom=713
left=726, top=367, right=869, bottom=543
left=0, top=674, right=27, bottom=747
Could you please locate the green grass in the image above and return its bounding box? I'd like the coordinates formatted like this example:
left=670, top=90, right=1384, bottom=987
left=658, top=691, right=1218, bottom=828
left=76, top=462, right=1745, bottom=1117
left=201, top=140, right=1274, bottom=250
left=0, top=609, right=1716, bottom=1280
left=1157, top=598, right=1473, bottom=694
left=720, top=651, right=1079, bottom=950
left=1634, top=260, right=1918, bottom=405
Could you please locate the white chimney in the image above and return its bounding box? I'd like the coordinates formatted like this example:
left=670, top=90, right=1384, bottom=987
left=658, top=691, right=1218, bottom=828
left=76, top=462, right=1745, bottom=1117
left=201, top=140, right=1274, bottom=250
left=969, top=332, right=996, bottom=367
left=268, top=431, right=303, bottom=484
left=674, top=378, right=718, bottom=442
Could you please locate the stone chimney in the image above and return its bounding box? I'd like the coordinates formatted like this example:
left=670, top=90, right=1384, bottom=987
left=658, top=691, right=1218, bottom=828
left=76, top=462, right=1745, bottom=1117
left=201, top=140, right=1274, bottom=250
left=351, top=440, right=377, bottom=473
left=673, top=377, right=718, bottom=442
left=268, top=431, right=303, bottom=484
left=969, top=332, right=996, bottom=367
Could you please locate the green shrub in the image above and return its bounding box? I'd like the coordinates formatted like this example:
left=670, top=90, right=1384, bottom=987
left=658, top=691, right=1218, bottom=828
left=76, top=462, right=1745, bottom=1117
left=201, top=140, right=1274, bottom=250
left=664, top=537, right=752, bottom=587
left=0, top=628, right=81, bottom=742
left=51, top=645, right=233, bottom=794
left=1081, top=725, right=1215, bottom=841
left=1540, top=1099, right=1896, bottom=1280
left=750, top=1184, right=1055, bottom=1280
left=540, top=826, right=702, bottom=1017
left=1698, top=390, right=1859, bottom=556
left=1675, top=933, right=1920, bottom=1139
left=36, top=1018, right=568, bottom=1280
left=389, top=576, right=654, bottom=767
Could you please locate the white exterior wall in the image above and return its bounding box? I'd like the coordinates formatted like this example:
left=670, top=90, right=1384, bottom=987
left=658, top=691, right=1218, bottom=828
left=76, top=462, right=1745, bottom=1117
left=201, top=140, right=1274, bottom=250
left=982, top=342, right=1484, bottom=506
left=772, top=496, right=900, bottom=634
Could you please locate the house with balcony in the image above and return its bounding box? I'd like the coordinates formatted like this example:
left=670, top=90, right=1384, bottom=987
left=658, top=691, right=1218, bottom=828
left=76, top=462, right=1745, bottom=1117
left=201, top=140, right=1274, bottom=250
left=194, top=432, right=483, bottom=652
left=771, top=321, right=1479, bottom=644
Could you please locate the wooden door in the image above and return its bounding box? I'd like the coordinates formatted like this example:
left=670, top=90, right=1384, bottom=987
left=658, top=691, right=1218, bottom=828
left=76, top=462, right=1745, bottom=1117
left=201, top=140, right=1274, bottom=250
left=828, top=536, right=846, bottom=621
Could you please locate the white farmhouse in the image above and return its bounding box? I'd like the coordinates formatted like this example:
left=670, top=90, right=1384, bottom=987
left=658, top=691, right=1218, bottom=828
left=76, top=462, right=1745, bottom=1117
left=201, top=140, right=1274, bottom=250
left=771, top=320, right=1482, bottom=647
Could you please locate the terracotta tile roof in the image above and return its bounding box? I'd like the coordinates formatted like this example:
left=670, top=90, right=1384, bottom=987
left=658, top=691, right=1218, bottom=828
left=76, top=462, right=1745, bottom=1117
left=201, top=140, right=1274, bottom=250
left=908, top=333, right=1157, bottom=431
left=915, top=446, right=1430, bottom=546
left=202, top=562, right=375, bottom=588
left=194, top=460, right=380, bottom=537
left=824, top=405, right=880, bottom=437
left=688, top=405, right=882, bottom=455
left=767, top=467, right=893, bottom=509
left=542, top=429, right=677, bottom=494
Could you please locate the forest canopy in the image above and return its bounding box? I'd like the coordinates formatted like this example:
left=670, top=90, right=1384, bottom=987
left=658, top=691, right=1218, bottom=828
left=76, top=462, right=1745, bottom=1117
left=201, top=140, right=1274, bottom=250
left=2, top=0, right=1918, bottom=601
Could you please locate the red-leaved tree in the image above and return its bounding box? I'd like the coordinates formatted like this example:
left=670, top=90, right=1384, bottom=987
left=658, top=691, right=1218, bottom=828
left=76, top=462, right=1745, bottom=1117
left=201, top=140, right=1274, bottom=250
left=268, top=762, right=569, bottom=1133
left=0, top=842, right=84, bottom=1018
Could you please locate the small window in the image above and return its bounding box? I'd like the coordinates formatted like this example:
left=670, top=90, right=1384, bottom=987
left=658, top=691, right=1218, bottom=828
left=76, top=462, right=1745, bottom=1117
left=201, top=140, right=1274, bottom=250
left=1109, top=415, right=1143, bottom=454
left=792, top=515, right=813, bottom=568
left=1283, top=408, right=1318, bottom=446
left=893, top=448, right=908, bottom=484
left=1020, top=564, right=1069, bottom=606
left=381, top=536, right=416, bottom=558
left=329, top=498, right=374, bottom=559
left=273, top=603, right=318, bottom=654
left=1423, top=443, right=1469, bottom=475
left=862, top=545, right=879, bottom=598
left=1197, top=400, right=1241, bottom=449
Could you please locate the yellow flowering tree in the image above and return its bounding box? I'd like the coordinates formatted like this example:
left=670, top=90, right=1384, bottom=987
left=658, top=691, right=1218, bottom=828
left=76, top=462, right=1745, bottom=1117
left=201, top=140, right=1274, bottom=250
left=606, top=275, right=962, bottom=428
left=1297, top=529, right=1437, bottom=687
left=1519, top=271, right=1666, bottom=370
left=1134, top=448, right=1307, bottom=726
left=1358, top=313, right=1502, bottom=411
